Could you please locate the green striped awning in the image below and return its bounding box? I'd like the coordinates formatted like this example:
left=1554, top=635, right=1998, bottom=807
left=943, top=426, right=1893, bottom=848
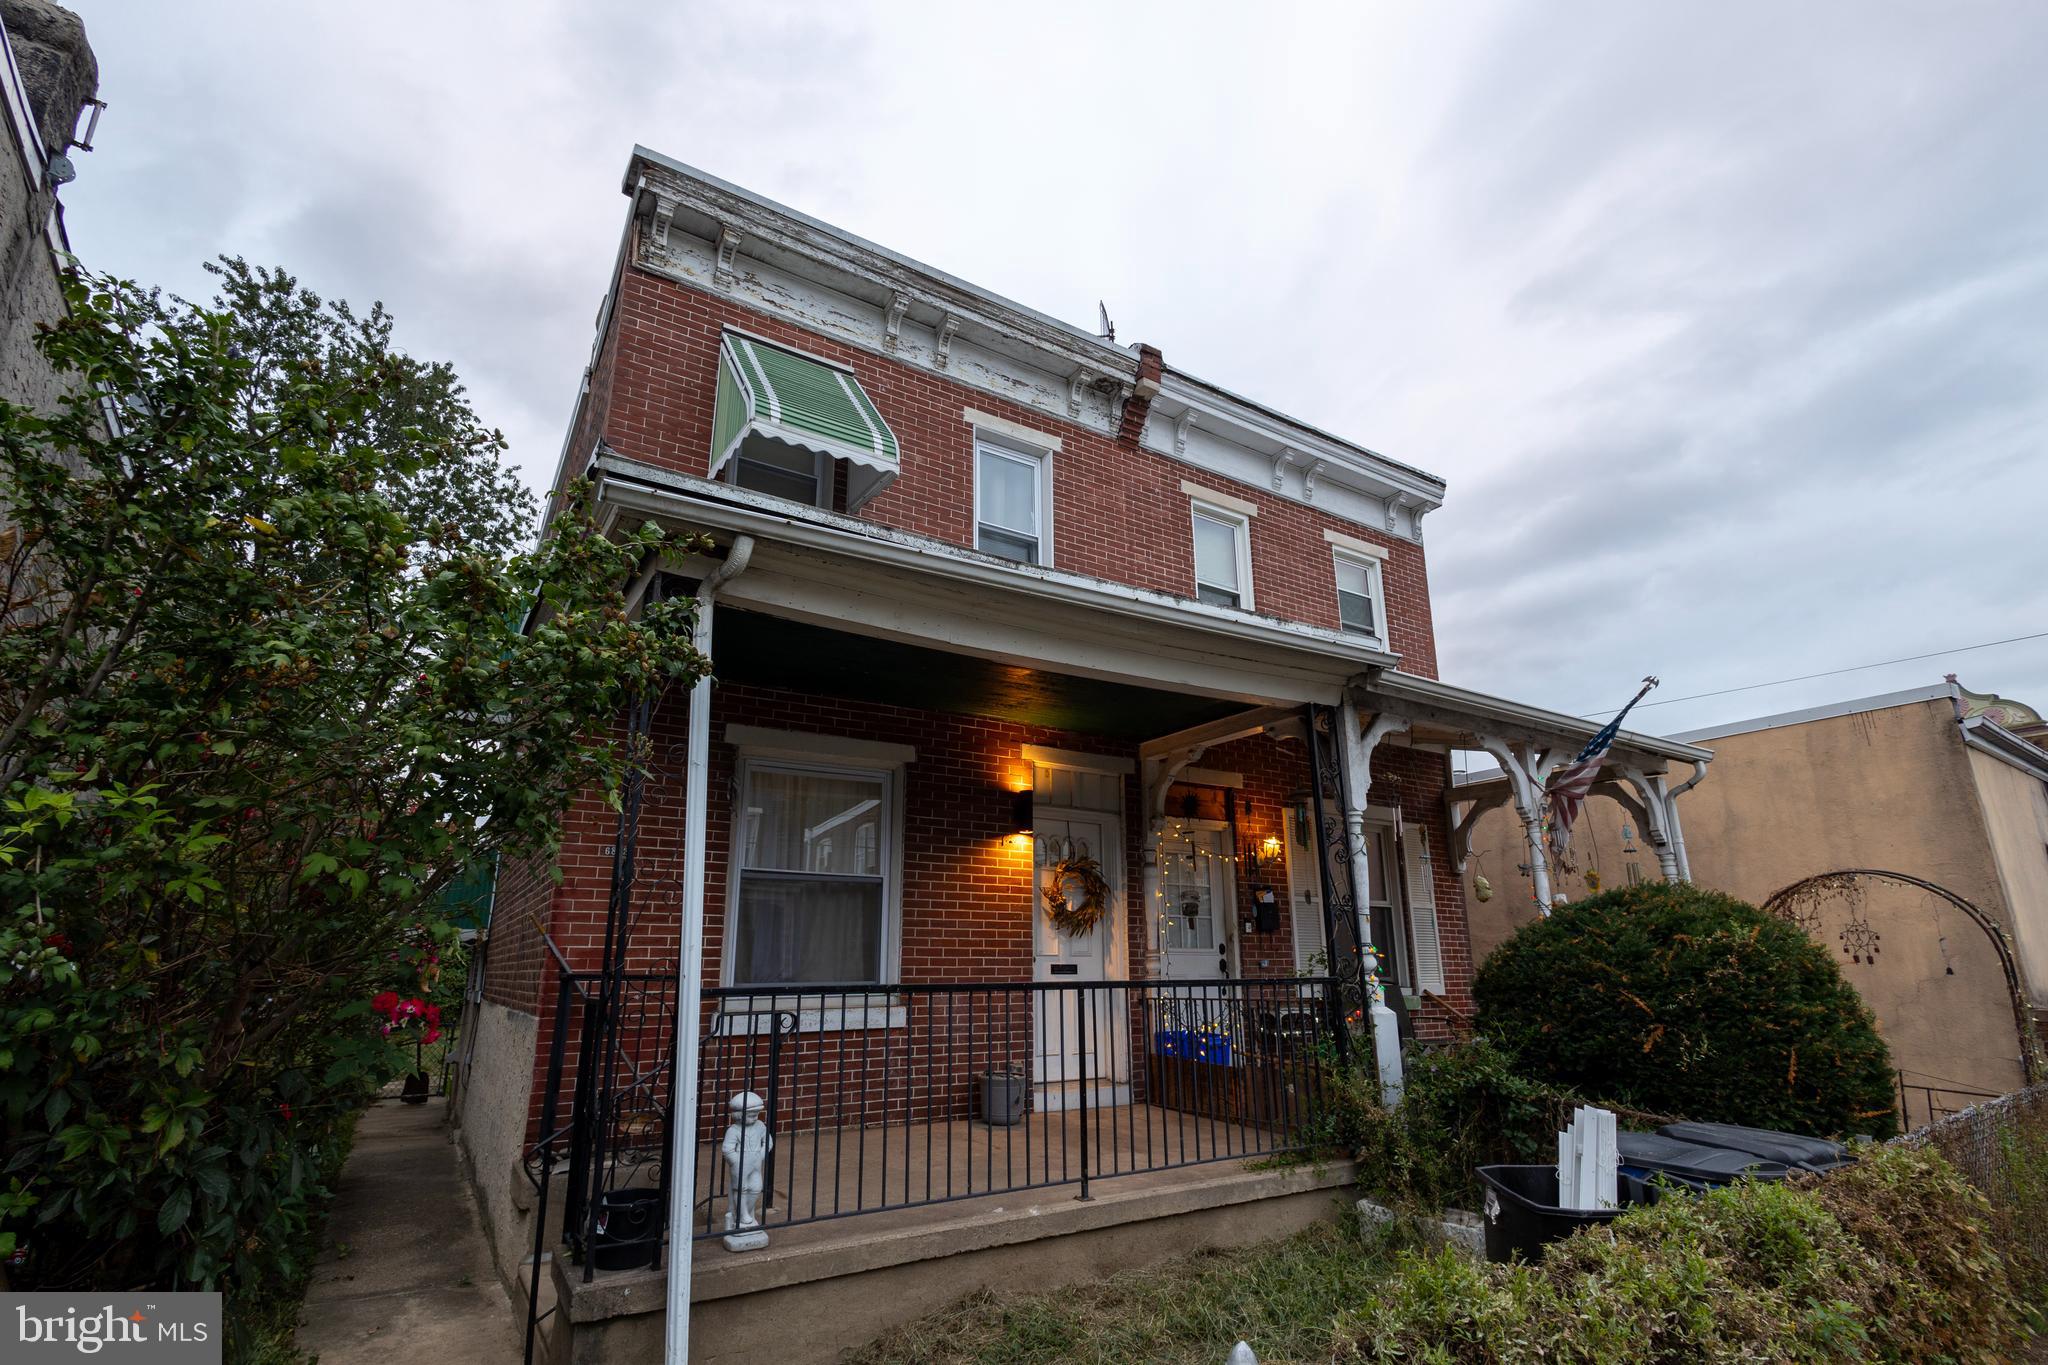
left=711, top=331, right=900, bottom=510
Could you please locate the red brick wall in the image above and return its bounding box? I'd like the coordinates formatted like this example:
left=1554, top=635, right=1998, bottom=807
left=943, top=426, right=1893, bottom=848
left=493, top=689, right=1476, bottom=1138
left=587, top=262, right=1439, bottom=676
left=480, top=850, right=556, bottom=1013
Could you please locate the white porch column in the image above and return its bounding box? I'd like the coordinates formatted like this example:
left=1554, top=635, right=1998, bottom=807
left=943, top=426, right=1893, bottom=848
left=666, top=537, right=754, bottom=1365
left=1339, top=696, right=1408, bottom=1104
left=1479, top=737, right=1556, bottom=914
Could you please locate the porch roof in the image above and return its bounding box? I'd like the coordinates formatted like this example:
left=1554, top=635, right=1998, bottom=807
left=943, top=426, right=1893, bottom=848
left=588, top=450, right=1708, bottom=768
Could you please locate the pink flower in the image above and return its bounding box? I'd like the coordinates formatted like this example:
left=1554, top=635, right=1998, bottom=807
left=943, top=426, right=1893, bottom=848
left=370, top=991, right=399, bottom=1018
left=422, top=1026, right=442, bottom=1045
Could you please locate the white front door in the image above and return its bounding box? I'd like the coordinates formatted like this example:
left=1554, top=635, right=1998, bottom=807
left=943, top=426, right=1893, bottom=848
left=1284, top=819, right=1327, bottom=974
left=1161, top=825, right=1236, bottom=982
left=1032, top=809, right=1126, bottom=1091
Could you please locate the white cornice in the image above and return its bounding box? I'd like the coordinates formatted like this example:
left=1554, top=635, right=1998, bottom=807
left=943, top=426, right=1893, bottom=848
left=628, top=148, right=1137, bottom=394
left=1150, top=374, right=1445, bottom=534
left=621, top=147, right=1452, bottom=532
left=1960, top=716, right=2048, bottom=784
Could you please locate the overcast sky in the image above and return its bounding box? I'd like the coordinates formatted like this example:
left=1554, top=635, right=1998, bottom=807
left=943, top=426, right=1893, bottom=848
left=64, top=1, right=2048, bottom=739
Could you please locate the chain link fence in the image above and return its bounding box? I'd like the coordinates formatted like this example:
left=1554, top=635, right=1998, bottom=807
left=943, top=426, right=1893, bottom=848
left=1893, top=1081, right=2048, bottom=1279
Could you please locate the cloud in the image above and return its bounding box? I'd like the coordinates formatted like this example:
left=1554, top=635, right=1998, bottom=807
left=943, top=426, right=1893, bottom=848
left=63, top=0, right=2048, bottom=734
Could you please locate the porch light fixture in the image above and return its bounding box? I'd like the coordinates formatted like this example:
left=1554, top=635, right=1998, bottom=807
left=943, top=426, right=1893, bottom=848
left=1008, top=788, right=1034, bottom=836
left=1259, top=834, right=1283, bottom=864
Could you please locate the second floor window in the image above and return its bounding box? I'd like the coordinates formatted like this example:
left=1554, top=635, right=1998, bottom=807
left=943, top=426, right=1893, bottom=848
left=733, top=442, right=826, bottom=507
left=975, top=439, right=1048, bottom=564
left=1334, top=550, right=1386, bottom=641
left=1191, top=504, right=1252, bottom=609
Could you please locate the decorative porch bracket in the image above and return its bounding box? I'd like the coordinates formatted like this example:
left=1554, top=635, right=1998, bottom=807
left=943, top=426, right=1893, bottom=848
left=1445, top=782, right=1510, bottom=875
left=1337, top=696, right=1407, bottom=1104
left=1475, top=736, right=1560, bottom=914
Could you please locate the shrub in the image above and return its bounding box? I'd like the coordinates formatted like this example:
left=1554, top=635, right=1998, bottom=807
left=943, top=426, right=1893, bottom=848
left=0, top=264, right=707, bottom=1301
left=1342, top=1144, right=2032, bottom=1363
left=1474, top=881, right=1897, bottom=1138
left=1325, top=1039, right=1571, bottom=1210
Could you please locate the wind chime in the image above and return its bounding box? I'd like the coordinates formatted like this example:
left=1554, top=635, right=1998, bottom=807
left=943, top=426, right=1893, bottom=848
left=1837, top=878, right=1881, bottom=964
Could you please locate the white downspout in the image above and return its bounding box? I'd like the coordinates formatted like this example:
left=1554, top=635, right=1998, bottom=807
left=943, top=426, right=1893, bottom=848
left=665, top=534, right=755, bottom=1365
left=1664, top=759, right=1708, bottom=883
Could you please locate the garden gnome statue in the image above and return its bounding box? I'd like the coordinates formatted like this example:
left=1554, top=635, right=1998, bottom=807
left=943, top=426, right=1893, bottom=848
left=720, top=1090, right=771, bottom=1251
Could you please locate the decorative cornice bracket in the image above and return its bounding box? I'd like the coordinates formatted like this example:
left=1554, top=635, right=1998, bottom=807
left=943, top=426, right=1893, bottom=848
left=933, top=313, right=960, bottom=368
left=884, top=292, right=911, bottom=347
left=1270, top=447, right=1295, bottom=490
left=714, top=225, right=743, bottom=288
left=1303, top=459, right=1327, bottom=503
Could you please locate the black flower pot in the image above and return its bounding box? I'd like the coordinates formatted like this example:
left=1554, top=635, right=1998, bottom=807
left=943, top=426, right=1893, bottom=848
left=400, top=1071, right=430, bottom=1104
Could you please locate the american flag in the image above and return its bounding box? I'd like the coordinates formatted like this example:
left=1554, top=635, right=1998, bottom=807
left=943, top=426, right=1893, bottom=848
left=1546, top=677, right=1659, bottom=852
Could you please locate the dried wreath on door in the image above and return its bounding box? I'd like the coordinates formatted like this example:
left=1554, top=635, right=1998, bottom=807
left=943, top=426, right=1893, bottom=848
left=1042, top=851, right=1112, bottom=937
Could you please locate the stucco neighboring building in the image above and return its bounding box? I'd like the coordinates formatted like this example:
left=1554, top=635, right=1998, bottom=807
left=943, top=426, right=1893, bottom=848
left=1457, top=680, right=2048, bottom=1127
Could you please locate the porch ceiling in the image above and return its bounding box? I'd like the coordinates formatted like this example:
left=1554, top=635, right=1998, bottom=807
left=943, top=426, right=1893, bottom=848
left=714, top=608, right=1247, bottom=741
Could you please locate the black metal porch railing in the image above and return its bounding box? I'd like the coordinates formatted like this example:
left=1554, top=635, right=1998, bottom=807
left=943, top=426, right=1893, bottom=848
left=525, top=974, right=1341, bottom=1293
left=686, top=977, right=1340, bottom=1241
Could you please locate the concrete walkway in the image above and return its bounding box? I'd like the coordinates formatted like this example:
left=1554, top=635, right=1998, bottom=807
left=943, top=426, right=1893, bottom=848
left=297, top=1098, right=523, bottom=1364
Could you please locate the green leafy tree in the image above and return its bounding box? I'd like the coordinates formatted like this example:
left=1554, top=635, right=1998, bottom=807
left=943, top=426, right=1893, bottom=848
left=1474, top=881, right=1898, bottom=1138
left=0, top=263, right=706, bottom=1296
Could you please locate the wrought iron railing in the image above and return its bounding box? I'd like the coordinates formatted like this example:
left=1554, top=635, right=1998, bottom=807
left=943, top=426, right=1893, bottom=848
left=522, top=974, right=1342, bottom=1319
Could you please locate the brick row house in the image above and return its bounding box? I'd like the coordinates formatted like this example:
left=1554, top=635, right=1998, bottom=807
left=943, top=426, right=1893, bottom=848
left=458, top=147, right=1710, bottom=1363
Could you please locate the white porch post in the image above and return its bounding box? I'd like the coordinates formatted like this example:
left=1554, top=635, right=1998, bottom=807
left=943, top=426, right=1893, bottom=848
left=666, top=537, right=754, bottom=1365
left=1339, top=696, right=1407, bottom=1104
left=1479, top=737, right=1555, bottom=914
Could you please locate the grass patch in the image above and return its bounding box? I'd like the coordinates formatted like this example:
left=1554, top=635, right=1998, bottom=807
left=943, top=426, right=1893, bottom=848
left=849, top=1214, right=1396, bottom=1365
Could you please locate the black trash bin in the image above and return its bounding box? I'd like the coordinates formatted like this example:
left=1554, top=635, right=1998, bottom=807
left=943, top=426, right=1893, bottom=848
left=1475, top=1164, right=1633, bottom=1263
left=591, top=1187, right=665, bottom=1271
left=1617, top=1132, right=1790, bottom=1197
left=1655, top=1121, right=1855, bottom=1173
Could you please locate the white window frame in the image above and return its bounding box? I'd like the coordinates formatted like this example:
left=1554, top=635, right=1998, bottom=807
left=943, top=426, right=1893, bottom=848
left=972, top=431, right=1053, bottom=566
left=1189, top=500, right=1254, bottom=611
left=721, top=750, right=907, bottom=1021
left=1332, top=548, right=1388, bottom=642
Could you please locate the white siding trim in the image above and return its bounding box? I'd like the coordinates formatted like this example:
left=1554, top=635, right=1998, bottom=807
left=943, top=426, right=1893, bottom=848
left=1178, top=766, right=1245, bottom=789
left=1179, top=480, right=1259, bottom=517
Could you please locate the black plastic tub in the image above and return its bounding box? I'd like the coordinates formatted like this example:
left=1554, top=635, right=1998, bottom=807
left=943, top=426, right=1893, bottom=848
left=591, top=1187, right=664, bottom=1271
left=1475, top=1164, right=1633, bottom=1263
left=1656, top=1121, right=1855, bottom=1172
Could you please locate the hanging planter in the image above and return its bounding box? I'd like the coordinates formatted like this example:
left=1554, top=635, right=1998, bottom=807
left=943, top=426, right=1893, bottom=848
left=1042, top=852, right=1111, bottom=937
